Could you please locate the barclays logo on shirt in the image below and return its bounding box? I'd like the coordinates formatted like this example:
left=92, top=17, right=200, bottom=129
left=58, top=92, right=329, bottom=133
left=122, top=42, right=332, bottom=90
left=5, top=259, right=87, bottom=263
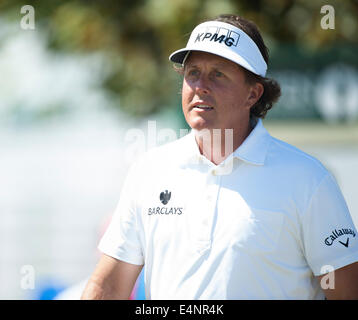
left=147, top=190, right=184, bottom=216
left=160, top=190, right=171, bottom=205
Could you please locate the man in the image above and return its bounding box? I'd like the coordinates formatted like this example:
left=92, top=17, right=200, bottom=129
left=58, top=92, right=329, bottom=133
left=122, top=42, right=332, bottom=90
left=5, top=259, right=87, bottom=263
left=81, top=14, right=358, bottom=300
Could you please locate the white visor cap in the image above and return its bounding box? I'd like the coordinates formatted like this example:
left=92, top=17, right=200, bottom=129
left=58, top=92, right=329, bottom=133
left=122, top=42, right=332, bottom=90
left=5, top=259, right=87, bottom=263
left=169, top=21, right=267, bottom=77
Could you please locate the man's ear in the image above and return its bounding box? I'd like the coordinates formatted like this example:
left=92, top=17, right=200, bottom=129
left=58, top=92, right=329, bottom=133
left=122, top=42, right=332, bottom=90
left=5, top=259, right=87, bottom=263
left=246, top=82, right=264, bottom=109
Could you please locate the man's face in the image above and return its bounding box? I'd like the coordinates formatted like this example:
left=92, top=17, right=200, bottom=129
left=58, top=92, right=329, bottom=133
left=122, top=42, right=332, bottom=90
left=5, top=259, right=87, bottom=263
left=182, top=51, right=256, bottom=133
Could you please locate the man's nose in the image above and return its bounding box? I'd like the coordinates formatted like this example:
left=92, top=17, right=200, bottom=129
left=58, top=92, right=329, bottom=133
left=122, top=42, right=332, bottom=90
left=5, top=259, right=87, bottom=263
left=195, top=75, right=210, bottom=95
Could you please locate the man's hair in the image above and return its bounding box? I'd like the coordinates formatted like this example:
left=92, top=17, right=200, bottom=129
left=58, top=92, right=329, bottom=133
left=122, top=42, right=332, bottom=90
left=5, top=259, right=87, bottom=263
left=212, top=14, right=281, bottom=119
left=174, top=14, right=281, bottom=119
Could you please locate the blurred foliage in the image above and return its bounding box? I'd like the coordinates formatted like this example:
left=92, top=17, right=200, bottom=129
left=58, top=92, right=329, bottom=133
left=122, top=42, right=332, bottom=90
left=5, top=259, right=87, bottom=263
left=0, top=0, right=357, bottom=117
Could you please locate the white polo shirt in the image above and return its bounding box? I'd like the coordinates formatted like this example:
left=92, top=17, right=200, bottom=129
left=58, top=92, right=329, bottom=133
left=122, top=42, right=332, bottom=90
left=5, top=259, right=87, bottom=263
left=98, top=119, right=358, bottom=299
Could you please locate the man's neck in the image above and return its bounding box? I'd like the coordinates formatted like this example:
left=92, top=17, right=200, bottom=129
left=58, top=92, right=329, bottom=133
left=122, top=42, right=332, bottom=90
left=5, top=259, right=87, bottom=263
left=194, top=120, right=254, bottom=165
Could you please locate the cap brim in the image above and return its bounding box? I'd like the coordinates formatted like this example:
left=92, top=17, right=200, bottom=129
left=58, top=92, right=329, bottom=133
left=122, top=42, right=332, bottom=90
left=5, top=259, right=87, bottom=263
left=169, top=47, right=258, bottom=75
left=169, top=48, right=190, bottom=64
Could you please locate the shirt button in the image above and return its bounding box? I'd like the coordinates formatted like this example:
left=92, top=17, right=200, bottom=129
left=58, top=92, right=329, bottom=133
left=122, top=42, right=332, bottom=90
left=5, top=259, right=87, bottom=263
left=211, top=170, right=217, bottom=176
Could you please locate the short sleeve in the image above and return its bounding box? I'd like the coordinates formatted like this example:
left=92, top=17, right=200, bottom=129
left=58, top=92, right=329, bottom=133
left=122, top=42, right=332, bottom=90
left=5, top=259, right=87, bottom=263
left=98, top=161, right=144, bottom=265
left=302, top=173, right=358, bottom=276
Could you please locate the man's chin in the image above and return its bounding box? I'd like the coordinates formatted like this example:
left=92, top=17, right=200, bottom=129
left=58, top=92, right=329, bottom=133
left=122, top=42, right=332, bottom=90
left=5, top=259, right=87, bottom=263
left=188, top=119, right=215, bottom=132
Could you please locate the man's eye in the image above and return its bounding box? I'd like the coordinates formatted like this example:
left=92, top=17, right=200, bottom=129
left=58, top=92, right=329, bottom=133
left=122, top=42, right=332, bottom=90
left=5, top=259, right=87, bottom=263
left=215, top=71, right=223, bottom=77
left=188, top=69, right=199, bottom=76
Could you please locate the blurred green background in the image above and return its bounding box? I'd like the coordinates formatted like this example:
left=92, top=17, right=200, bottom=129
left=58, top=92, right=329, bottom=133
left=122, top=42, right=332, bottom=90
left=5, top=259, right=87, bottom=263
left=0, top=0, right=357, bottom=299
left=1, top=0, right=358, bottom=120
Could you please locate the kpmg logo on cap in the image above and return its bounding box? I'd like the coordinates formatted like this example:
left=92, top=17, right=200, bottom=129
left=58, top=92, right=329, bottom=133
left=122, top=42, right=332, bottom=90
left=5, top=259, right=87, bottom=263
left=194, top=26, right=240, bottom=47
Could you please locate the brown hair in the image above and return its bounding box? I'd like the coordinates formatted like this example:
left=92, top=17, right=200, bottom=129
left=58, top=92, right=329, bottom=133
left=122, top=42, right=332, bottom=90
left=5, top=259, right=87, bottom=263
left=212, top=14, right=281, bottom=119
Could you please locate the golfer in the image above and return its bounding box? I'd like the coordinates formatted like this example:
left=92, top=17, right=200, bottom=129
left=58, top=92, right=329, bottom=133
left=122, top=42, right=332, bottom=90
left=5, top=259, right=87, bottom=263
left=81, top=14, right=358, bottom=299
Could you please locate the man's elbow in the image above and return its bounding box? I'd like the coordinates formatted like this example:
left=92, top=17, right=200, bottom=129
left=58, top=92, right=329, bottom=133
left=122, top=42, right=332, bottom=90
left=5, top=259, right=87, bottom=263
left=81, top=276, right=131, bottom=300
left=81, top=278, right=106, bottom=300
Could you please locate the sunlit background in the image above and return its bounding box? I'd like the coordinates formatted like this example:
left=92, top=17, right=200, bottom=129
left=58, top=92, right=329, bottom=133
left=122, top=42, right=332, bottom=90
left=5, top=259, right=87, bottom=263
left=0, top=0, right=357, bottom=299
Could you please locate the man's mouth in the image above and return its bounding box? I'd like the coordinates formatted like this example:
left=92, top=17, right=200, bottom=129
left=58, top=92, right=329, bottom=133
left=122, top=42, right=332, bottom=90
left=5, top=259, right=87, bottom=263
left=193, top=104, right=214, bottom=111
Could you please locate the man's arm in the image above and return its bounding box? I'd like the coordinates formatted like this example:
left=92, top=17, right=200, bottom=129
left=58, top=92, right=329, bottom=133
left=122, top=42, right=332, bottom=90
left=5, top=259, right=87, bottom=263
left=317, top=261, right=358, bottom=299
left=81, top=254, right=143, bottom=300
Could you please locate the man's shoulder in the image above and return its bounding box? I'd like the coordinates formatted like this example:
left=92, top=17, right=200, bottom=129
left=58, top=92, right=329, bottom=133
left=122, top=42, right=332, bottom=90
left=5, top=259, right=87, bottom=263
left=267, top=135, right=329, bottom=178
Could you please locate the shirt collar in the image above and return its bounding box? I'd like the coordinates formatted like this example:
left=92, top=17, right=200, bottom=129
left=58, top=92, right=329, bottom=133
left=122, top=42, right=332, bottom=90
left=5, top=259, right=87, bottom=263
left=232, top=118, right=271, bottom=165
left=179, top=118, right=271, bottom=166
